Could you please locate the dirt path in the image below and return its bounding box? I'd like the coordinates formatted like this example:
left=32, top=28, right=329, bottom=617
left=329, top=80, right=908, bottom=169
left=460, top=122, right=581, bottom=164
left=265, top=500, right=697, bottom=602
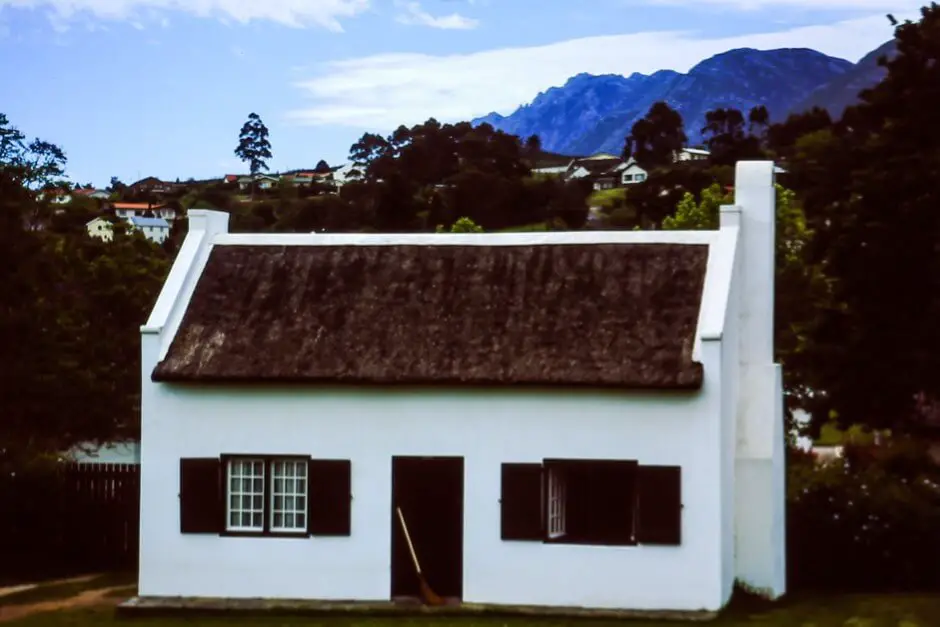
left=0, top=586, right=130, bottom=623
left=0, top=575, right=100, bottom=599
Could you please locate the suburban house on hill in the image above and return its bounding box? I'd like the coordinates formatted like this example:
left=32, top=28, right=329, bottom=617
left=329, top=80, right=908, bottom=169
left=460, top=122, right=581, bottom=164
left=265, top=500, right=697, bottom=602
left=535, top=148, right=711, bottom=191
left=130, top=161, right=785, bottom=616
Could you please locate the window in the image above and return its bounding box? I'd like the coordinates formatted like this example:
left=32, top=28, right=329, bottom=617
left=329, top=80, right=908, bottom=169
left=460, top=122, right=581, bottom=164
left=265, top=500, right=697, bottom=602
left=499, top=460, right=682, bottom=546
left=226, top=458, right=266, bottom=531
left=623, top=174, right=634, bottom=182
left=546, top=466, right=566, bottom=538
left=269, top=459, right=307, bottom=533
left=179, top=456, right=352, bottom=537
left=636, top=173, right=647, bottom=182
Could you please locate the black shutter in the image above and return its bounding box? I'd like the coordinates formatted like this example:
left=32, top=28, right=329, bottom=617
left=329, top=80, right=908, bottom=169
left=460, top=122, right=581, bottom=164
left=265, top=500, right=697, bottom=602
left=500, top=463, right=543, bottom=541
left=636, top=465, right=682, bottom=545
left=308, top=459, right=351, bottom=536
left=179, top=457, right=222, bottom=534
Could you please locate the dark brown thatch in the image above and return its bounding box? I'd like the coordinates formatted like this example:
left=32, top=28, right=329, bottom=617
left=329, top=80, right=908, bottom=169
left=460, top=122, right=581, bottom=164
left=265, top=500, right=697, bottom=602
left=152, top=243, right=709, bottom=389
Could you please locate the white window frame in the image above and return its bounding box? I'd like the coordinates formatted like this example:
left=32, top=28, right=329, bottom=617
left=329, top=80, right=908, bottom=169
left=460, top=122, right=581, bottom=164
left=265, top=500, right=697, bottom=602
left=547, top=466, right=566, bottom=539
left=226, top=458, right=266, bottom=532
left=269, top=459, right=308, bottom=534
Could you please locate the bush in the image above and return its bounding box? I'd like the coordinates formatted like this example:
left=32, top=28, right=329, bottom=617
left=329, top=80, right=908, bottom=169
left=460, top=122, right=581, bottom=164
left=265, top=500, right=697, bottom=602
left=786, top=437, right=940, bottom=592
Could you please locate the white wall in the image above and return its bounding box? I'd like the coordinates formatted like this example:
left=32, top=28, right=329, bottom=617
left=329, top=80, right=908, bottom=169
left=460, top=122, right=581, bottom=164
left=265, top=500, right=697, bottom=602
left=730, top=162, right=787, bottom=599
left=138, top=380, right=726, bottom=611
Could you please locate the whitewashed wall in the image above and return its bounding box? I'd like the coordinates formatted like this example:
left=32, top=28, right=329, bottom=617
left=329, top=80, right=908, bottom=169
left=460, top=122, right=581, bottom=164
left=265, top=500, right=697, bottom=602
left=138, top=379, right=726, bottom=611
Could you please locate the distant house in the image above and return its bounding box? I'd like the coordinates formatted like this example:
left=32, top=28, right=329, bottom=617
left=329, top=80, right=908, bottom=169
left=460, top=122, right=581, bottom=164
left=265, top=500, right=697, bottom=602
left=563, top=153, right=626, bottom=191
left=618, top=160, right=649, bottom=185
left=112, top=202, right=177, bottom=221
left=131, top=162, right=786, bottom=615
left=62, top=440, right=140, bottom=465
left=38, top=186, right=72, bottom=204
left=128, top=177, right=175, bottom=197
left=86, top=217, right=114, bottom=242
left=237, top=174, right=278, bottom=191
left=677, top=147, right=710, bottom=162
left=531, top=165, right=569, bottom=177
left=128, top=216, right=171, bottom=244
left=330, top=163, right=360, bottom=188
left=89, top=190, right=112, bottom=200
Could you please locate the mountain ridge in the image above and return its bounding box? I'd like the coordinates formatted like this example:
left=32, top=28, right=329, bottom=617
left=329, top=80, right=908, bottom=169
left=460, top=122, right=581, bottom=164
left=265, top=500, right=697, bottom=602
left=472, top=44, right=891, bottom=156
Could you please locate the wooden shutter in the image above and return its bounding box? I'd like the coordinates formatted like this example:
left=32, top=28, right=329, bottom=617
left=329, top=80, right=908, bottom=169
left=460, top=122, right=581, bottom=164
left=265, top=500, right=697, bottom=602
left=308, top=459, right=352, bottom=536
left=179, top=457, right=222, bottom=534
left=636, top=465, right=682, bottom=545
left=500, top=463, right=543, bottom=541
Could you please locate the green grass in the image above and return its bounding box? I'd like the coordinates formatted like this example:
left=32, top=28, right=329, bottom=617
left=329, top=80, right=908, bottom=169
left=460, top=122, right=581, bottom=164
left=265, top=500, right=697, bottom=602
left=6, top=593, right=940, bottom=627
left=587, top=188, right=626, bottom=209
left=0, top=573, right=137, bottom=608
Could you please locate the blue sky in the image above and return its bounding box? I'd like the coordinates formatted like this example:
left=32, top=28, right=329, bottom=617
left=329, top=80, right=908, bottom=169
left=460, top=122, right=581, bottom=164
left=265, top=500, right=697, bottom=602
left=0, top=0, right=925, bottom=187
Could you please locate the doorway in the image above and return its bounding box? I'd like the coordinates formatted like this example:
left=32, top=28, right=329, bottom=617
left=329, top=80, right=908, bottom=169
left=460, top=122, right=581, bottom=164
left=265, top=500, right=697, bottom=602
left=390, top=456, right=464, bottom=601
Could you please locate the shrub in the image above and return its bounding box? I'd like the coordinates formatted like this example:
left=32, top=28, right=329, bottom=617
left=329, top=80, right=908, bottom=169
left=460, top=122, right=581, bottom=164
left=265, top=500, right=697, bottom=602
left=786, top=437, right=940, bottom=592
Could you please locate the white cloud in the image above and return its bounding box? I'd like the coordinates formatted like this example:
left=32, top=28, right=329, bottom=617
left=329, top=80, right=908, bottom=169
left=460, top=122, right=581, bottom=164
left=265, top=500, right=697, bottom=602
left=286, top=10, right=918, bottom=130
left=0, top=0, right=371, bottom=31
left=394, top=0, right=478, bottom=29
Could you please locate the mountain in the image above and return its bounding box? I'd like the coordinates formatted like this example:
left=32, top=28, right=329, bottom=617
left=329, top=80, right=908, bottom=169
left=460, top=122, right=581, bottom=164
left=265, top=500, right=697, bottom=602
left=790, top=40, right=897, bottom=118
left=471, top=47, right=864, bottom=156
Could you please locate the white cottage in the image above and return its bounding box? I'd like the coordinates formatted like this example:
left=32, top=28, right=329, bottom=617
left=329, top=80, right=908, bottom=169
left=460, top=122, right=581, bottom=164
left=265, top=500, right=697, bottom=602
left=134, top=161, right=786, bottom=616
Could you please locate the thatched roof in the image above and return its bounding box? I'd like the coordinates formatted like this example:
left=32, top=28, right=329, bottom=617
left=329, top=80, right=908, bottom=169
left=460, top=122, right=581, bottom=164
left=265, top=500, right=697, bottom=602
left=152, top=242, right=709, bottom=389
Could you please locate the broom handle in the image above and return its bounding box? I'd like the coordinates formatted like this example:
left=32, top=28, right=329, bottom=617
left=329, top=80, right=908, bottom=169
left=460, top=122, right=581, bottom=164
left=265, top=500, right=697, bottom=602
left=396, top=506, right=424, bottom=576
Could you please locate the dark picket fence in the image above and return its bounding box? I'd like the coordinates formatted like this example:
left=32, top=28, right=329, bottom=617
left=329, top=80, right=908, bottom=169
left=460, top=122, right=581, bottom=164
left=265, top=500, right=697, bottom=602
left=0, top=462, right=140, bottom=584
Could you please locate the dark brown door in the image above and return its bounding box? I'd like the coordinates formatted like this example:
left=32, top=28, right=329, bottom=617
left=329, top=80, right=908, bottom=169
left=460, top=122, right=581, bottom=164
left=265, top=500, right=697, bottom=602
left=391, top=456, right=464, bottom=600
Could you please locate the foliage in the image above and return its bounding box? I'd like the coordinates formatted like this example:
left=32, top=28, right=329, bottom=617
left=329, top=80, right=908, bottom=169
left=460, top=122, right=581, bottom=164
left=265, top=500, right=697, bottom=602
left=436, top=217, right=484, bottom=233
left=787, top=438, right=940, bottom=592
left=346, top=118, right=590, bottom=232
left=701, top=106, right=769, bottom=166
left=0, top=114, right=171, bottom=472
left=662, top=183, right=829, bottom=424
left=234, top=112, right=272, bottom=177
left=623, top=101, right=688, bottom=172
left=791, top=4, right=940, bottom=435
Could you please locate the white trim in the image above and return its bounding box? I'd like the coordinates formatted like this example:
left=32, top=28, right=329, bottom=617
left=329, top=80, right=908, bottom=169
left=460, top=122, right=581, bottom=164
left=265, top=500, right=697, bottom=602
left=212, top=230, right=717, bottom=248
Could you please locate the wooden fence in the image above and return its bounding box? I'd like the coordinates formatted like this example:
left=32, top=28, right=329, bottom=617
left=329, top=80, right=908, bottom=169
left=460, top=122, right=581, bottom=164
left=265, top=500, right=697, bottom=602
left=0, top=462, right=140, bottom=584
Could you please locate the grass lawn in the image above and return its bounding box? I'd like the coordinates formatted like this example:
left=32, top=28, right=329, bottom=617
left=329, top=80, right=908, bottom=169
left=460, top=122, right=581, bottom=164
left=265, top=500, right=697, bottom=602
left=5, top=593, right=940, bottom=627
left=587, top=188, right=627, bottom=209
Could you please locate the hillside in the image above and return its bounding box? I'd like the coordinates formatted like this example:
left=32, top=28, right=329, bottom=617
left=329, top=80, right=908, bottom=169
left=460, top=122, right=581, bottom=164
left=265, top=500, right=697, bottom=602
left=790, top=40, right=897, bottom=118
left=472, top=46, right=879, bottom=156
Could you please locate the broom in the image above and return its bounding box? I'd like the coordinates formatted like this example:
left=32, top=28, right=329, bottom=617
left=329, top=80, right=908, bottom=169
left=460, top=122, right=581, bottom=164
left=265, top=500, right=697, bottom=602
left=395, top=505, right=446, bottom=606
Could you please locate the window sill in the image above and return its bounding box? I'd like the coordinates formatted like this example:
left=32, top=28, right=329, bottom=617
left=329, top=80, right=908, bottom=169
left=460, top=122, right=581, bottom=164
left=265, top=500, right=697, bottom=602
left=220, top=530, right=312, bottom=539
left=543, top=535, right=638, bottom=547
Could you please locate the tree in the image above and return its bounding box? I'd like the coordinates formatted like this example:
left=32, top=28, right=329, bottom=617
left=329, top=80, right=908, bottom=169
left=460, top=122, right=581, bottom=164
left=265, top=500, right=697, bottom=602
left=524, top=134, right=542, bottom=159
left=794, top=3, right=940, bottom=436
left=1, top=113, right=172, bottom=471
left=234, top=112, right=273, bottom=199
left=314, top=159, right=331, bottom=174
left=623, top=102, right=687, bottom=172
